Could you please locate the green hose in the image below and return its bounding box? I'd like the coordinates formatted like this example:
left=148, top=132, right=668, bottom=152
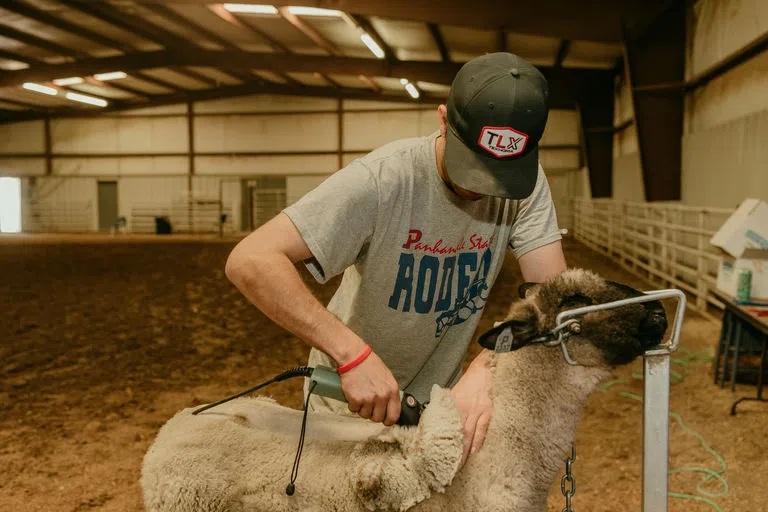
left=597, top=349, right=728, bottom=512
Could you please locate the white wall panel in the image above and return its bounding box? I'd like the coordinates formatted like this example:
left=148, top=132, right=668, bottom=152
left=343, top=110, right=436, bottom=151
left=689, top=0, right=768, bottom=78
left=195, top=113, right=338, bottom=153
left=27, top=177, right=98, bottom=232
left=0, top=158, right=45, bottom=176
left=0, top=121, right=44, bottom=153
left=539, top=149, right=580, bottom=170
left=52, top=117, right=188, bottom=153
left=682, top=108, right=768, bottom=208
left=286, top=175, right=329, bottom=205
left=195, top=94, right=337, bottom=114
left=53, top=157, right=188, bottom=176
left=687, top=50, right=768, bottom=132
left=195, top=154, right=337, bottom=175
left=541, top=110, right=579, bottom=145
left=612, top=152, right=645, bottom=201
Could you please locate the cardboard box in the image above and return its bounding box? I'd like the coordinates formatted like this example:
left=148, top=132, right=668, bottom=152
left=716, top=252, right=768, bottom=301
left=710, top=199, right=768, bottom=257
left=711, top=199, right=768, bottom=301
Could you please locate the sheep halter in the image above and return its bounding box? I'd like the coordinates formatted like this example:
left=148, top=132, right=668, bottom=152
left=488, top=288, right=686, bottom=367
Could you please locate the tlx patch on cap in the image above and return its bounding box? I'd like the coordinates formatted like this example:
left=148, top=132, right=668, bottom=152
left=477, top=126, right=529, bottom=158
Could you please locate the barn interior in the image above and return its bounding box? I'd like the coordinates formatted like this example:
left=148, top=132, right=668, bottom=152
left=1, top=1, right=767, bottom=511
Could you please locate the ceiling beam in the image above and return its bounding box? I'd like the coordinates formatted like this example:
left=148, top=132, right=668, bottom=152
left=554, top=40, right=572, bottom=68
left=0, top=50, right=462, bottom=87
left=59, top=1, right=221, bottom=89
left=0, top=50, right=614, bottom=108
left=0, top=24, right=80, bottom=58
left=427, top=24, right=451, bottom=63
left=207, top=4, right=305, bottom=87
left=277, top=7, right=342, bottom=56
left=123, top=0, right=667, bottom=43
left=141, top=3, right=257, bottom=83
left=351, top=15, right=396, bottom=60
left=0, top=81, right=447, bottom=124
left=2, top=0, right=133, bottom=52
left=0, top=49, right=43, bottom=66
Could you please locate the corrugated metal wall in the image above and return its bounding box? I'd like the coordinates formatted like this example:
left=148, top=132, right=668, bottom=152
left=615, top=0, right=768, bottom=206
left=0, top=94, right=584, bottom=233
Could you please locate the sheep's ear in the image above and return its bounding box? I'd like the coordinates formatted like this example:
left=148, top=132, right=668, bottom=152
left=478, top=306, right=538, bottom=352
left=518, top=282, right=538, bottom=299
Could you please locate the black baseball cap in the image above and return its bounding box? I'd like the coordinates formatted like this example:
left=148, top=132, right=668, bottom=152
left=445, top=52, right=549, bottom=199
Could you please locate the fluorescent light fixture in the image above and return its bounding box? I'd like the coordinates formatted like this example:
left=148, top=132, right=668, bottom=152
left=93, top=71, right=127, bottom=81
left=400, top=78, right=409, bottom=85
left=22, top=82, right=57, bottom=95
left=405, top=82, right=420, bottom=99
left=65, top=92, right=108, bottom=107
left=360, top=33, right=385, bottom=59
left=223, top=3, right=278, bottom=14
left=53, top=77, right=84, bottom=86
left=286, top=6, right=342, bottom=16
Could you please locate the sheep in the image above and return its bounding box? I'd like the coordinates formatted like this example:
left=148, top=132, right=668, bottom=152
left=141, top=268, right=668, bottom=512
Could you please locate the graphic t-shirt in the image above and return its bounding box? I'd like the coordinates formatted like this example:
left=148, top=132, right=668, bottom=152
left=283, top=132, right=561, bottom=412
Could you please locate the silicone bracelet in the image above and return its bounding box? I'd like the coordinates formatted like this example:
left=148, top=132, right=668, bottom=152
left=336, top=345, right=373, bottom=375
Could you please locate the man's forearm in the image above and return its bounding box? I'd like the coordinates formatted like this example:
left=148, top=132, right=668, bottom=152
left=226, top=247, right=366, bottom=365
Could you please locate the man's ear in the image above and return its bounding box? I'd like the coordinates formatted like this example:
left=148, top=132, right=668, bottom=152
left=478, top=303, right=538, bottom=351
left=518, top=282, right=539, bottom=299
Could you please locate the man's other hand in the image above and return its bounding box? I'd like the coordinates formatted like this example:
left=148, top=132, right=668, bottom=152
left=451, top=351, right=494, bottom=467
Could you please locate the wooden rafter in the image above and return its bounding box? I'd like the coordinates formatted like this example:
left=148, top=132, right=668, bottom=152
left=206, top=4, right=304, bottom=87
left=58, top=1, right=222, bottom=89
left=427, top=24, right=451, bottom=63
left=554, top=40, right=572, bottom=68
left=141, top=3, right=257, bottom=83
left=351, top=15, right=395, bottom=60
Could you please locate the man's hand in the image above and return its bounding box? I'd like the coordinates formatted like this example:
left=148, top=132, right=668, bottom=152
left=340, top=351, right=401, bottom=426
left=451, top=350, right=494, bottom=466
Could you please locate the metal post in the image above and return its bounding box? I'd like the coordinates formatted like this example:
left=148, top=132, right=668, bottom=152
left=554, top=288, right=686, bottom=512
left=643, top=349, right=670, bottom=512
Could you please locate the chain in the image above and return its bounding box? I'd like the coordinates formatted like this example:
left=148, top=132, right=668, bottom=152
left=561, top=444, right=576, bottom=512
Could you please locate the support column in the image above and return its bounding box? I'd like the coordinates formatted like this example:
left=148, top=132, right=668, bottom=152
left=577, top=75, right=615, bottom=198
left=625, top=5, right=686, bottom=201
left=44, top=116, right=52, bottom=175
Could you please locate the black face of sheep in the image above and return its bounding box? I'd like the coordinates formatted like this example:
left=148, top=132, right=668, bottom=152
left=483, top=270, right=669, bottom=368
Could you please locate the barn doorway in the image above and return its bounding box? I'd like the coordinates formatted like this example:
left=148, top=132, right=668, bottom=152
left=0, top=177, right=22, bottom=233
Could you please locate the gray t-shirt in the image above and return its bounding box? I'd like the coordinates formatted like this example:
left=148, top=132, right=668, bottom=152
left=283, top=132, right=561, bottom=413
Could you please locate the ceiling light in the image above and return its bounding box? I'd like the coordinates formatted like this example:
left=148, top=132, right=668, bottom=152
left=223, top=3, right=278, bottom=14
left=22, top=83, right=57, bottom=95
left=65, top=92, right=108, bottom=107
left=360, top=33, right=385, bottom=59
left=93, top=71, right=127, bottom=81
left=400, top=78, right=409, bottom=85
left=53, top=77, right=84, bottom=86
left=286, top=6, right=343, bottom=16
left=405, top=82, right=420, bottom=99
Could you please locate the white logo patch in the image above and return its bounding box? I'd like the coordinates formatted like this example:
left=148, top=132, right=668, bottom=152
left=478, top=126, right=529, bottom=158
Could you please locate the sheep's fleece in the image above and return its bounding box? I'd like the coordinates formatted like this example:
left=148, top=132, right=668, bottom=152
left=142, top=385, right=463, bottom=512
left=142, top=269, right=663, bottom=512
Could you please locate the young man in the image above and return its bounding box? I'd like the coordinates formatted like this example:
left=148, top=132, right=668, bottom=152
left=225, top=53, right=567, bottom=464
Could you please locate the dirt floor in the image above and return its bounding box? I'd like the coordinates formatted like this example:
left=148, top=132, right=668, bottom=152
left=1, top=236, right=765, bottom=512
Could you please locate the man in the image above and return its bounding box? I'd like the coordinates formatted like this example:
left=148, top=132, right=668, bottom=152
left=225, top=53, right=567, bottom=465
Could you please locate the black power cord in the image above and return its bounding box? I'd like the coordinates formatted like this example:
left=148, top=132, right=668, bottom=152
left=286, top=380, right=317, bottom=496
left=191, top=366, right=313, bottom=415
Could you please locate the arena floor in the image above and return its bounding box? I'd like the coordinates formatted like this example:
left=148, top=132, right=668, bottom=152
left=0, top=236, right=764, bottom=511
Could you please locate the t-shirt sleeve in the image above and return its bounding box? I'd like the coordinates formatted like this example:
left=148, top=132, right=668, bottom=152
left=282, top=161, right=378, bottom=284
left=508, top=164, right=562, bottom=258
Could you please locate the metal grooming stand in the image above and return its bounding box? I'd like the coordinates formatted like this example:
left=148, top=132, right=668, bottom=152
left=554, top=289, right=687, bottom=512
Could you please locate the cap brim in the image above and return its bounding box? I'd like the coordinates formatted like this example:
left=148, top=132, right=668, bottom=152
left=445, top=127, right=539, bottom=199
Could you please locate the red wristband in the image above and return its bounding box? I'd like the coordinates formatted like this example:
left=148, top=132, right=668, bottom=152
left=336, top=345, right=372, bottom=375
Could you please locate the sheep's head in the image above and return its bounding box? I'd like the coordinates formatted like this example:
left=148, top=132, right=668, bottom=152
left=479, top=269, right=668, bottom=368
